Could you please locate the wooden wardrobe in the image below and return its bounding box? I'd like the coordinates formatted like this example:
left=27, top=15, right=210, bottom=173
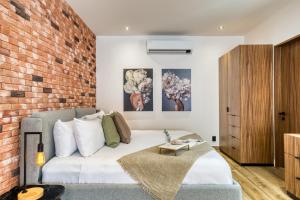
left=274, top=35, right=300, bottom=167
left=219, top=45, right=273, bottom=164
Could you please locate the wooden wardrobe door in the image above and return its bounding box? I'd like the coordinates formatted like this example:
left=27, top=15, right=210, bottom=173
left=275, top=37, right=300, bottom=167
left=240, top=45, right=273, bottom=164
left=275, top=45, right=288, bottom=167
left=219, top=55, right=228, bottom=154
left=287, top=40, right=300, bottom=133
left=227, top=47, right=240, bottom=116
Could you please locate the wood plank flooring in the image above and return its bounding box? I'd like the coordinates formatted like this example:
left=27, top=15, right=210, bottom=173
left=219, top=151, right=292, bottom=200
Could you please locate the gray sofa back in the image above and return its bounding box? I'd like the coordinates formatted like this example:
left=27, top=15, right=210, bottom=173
left=20, top=107, right=96, bottom=185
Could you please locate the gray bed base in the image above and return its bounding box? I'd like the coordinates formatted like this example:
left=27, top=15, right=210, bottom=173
left=61, top=182, right=242, bottom=200
left=20, top=108, right=242, bottom=200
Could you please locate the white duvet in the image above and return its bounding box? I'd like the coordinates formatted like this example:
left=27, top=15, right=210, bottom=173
left=42, top=130, right=233, bottom=185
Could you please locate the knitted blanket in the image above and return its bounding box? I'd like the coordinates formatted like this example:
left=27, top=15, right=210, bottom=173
left=118, top=134, right=212, bottom=200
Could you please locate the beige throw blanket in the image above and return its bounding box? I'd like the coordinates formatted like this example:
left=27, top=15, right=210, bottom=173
left=118, top=134, right=213, bottom=200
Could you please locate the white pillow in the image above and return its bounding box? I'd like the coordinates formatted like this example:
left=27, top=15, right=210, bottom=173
left=53, top=120, right=77, bottom=157
left=73, top=118, right=105, bottom=157
left=82, top=111, right=105, bottom=120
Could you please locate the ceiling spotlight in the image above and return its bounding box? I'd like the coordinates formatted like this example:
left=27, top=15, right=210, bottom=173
left=125, top=26, right=129, bottom=31
left=218, top=26, right=224, bottom=30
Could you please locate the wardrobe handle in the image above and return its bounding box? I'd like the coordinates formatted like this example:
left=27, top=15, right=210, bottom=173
left=232, top=147, right=236, bottom=150
left=231, top=136, right=236, bottom=139
left=278, top=112, right=286, bottom=120
left=295, top=156, right=300, bottom=160
left=296, top=177, right=300, bottom=181
left=278, top=112, right=286, bottom=116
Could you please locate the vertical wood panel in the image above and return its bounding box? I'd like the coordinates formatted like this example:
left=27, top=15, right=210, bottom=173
left=287, top=39, right=300, bottom=134
left=219, top=55, right=229, bottom=154
left=284, top=134, right=300, bottom=198
left=228, top=125, right=240, bottom=139
left=275, top=36, right=300, bottom=167
left=231, top=137, right=241, bottom=162
left=274, top=45, right=284, bottom=167
left=227, top=47, right=241, bottom=116
left=240, top=45, right=273, bottom=164
left=295, top=137, right=300, bottom=158
left=295, top=158, right=300, bottom=197
left=219, top=45, right=273, bottom=165
left=284, top=134, right=295, bottom=155
left=228, top=115, right=241, bottom=127
left=285, top=154, right=295, bottom=194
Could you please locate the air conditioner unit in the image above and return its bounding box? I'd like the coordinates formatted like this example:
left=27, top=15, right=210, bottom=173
left=146, top=40, right=192, bottom=54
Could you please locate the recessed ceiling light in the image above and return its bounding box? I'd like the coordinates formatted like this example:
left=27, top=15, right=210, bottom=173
left=125, top=26, right=129, bottom=31
left=218, top=26, right=224, bottom=30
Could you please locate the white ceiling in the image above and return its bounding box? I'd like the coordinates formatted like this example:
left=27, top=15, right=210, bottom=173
left=66, top=0, right=288, bottom=36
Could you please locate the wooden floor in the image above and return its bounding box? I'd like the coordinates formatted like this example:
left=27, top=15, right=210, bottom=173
left=219, top=151, right=292, bottom=200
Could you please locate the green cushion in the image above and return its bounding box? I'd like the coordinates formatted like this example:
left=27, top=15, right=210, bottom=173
left=102, top=115, right=120, bottom=148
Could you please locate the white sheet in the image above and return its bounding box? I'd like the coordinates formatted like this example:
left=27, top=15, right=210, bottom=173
left=42, top=130, right=233, bottom=185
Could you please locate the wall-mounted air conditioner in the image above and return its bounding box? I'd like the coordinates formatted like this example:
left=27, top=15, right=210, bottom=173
left=146, top=40, right=192, bottom=54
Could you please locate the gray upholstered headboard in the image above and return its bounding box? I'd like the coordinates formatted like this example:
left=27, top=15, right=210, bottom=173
left=20, top=107, right=96, bottom=185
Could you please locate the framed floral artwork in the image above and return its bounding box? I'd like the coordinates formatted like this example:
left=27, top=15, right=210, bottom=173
left=123, top=68, right=153, bottom=111
left=162, top=69, right=191, bottom=111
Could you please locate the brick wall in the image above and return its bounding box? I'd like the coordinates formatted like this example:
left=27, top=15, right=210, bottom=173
left=0, top=0, right=96, bottom=194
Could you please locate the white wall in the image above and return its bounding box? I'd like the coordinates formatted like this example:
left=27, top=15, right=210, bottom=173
left=245, top=0, right=300, bottom=44
left=96, top=36, right=244, bottom=145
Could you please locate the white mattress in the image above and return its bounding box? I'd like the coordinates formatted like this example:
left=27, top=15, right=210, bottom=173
left=42, top=130, right=233, bottom=185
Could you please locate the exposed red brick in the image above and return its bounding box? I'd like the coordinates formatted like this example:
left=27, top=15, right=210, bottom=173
left=0, top=0, right=96, bottom=194
left=0, top=47, right=10, bottom=56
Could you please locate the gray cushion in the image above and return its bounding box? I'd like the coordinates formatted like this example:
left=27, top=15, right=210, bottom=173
left=75, top=107, right=96, bottom=118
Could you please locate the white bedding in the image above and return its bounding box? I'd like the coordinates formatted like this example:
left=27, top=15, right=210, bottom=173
left=42, top=130, right=233, bottom=185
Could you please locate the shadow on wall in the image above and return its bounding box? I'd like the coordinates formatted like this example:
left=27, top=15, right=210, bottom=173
left=148, top=54, right=192, bottom=67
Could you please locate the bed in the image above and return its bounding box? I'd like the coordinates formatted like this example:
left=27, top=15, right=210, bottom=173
left=20, top=108, right=242, bottom=200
